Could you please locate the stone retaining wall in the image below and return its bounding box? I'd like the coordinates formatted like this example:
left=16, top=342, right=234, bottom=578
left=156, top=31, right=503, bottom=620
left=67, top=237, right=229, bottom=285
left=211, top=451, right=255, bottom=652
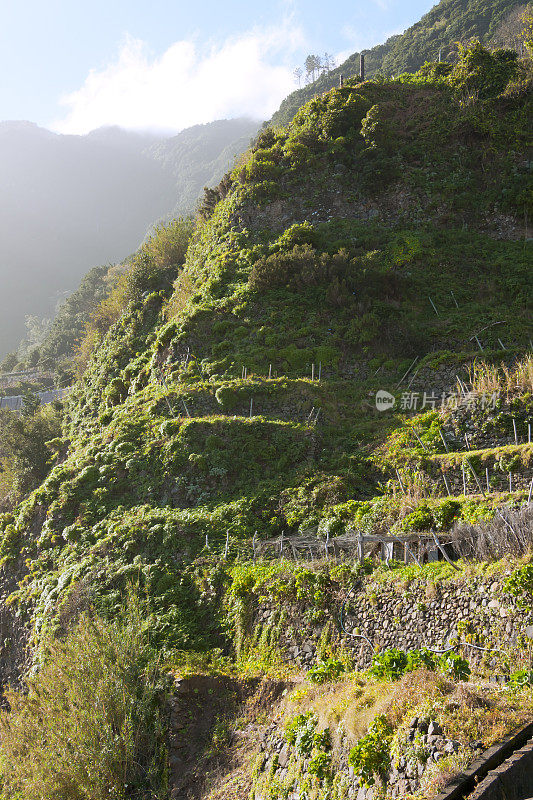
left=252, top=574, right=531, bottom=672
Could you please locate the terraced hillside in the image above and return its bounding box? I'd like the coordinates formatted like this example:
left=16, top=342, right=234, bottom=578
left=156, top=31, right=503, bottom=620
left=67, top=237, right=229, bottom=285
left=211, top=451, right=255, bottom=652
left=0, top=41, right=531, bottom=800
left=0, top=41, right=529, bottom=648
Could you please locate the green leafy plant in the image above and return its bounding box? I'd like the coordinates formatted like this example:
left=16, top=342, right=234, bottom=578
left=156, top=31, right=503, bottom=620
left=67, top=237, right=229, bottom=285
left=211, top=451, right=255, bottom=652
left=308, top=750, right=333, bottom=782
left=307, top=657, right=346, bottom=684
left=348, top=714, right=393, bottom=787
left=284, top=712, right=318, bottom=756
left=369, top=648, right=409, bottom=680
left=504, top=564, right=533, bottom=608
left=439, top=652, right=471, bottom=681
left=508, top=669, right=533, bottom=689
left=369, top=647, right=470, bottom=681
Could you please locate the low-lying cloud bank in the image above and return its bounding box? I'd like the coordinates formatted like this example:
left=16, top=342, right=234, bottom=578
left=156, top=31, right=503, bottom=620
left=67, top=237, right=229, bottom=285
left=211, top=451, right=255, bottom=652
left=53, top=23, right=305, bottom=135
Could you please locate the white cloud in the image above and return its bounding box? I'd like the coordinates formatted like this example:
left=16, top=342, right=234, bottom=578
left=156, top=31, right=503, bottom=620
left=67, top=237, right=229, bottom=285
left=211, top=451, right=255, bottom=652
left=52, top=24, right=305, bottom=135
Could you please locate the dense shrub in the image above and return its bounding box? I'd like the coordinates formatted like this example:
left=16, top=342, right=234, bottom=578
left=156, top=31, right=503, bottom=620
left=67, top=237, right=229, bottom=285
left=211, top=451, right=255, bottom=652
left=75, top=218, right=193, bottom=373
left=249, top=245, right=353, bottom=292
left=450, top=40, right=521, bottom=99
left=348, top=715, right=393, bottom=787
left=0, top=402, right=62, bottom=502
left=0, top=599, right=168, bottom=800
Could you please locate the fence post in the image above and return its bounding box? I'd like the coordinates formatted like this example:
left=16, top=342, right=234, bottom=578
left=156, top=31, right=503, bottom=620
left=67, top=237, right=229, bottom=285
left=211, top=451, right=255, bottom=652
left=357, top=532, right=364, bottom=564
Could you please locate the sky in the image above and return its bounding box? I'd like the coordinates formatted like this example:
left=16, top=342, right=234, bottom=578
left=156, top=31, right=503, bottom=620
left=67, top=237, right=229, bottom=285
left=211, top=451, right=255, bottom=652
left=0, top=0, right=437, bottom=135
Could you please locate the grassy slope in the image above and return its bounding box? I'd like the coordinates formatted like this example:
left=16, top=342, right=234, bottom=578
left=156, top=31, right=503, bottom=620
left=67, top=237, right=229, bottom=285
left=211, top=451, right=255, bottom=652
left=0, top=49, right=531, bottom=653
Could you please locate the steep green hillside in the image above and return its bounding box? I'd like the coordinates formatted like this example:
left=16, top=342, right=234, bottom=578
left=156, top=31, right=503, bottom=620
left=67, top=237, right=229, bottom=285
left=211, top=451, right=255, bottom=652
left=0, top=40, right=531, bottom=800
left=271, top=0, right=527, bottom=127
left=148, top=117, right=260, bottom=219
left=0, top=44, right=530, bottom=662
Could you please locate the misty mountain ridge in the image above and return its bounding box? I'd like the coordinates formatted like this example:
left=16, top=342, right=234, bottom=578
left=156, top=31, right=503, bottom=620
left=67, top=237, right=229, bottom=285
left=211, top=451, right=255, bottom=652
left=0, top=117, right=260, bottom=357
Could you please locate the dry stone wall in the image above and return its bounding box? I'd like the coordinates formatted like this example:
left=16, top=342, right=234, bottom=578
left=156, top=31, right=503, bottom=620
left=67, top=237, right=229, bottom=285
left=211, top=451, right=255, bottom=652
left=251, top=574, right=531, bottom=673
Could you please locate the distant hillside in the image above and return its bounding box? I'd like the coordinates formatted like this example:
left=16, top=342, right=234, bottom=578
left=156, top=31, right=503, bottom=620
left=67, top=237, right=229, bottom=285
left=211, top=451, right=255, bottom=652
left=0, top=118, right=260, bottom=359
left=271, top=0, right=526, bottom=126
left=147, top=118, right=260, bottom=220
left=0, top=122, right=172, bottom=356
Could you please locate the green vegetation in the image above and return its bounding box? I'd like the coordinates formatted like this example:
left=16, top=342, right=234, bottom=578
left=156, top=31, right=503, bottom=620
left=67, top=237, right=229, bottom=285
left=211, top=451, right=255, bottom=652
left=369, top=647, right=471, bottom=682
left=0, top=399, right=62, bottom=505
left=0, top=598, right=168, bottom=800
left=0, top=32, right=531, bottom=800
left=270, top=0, right=529, bottom=126
left=0, top=41, right=529, bottom=653
left=348, top=714, right=393, bottom=788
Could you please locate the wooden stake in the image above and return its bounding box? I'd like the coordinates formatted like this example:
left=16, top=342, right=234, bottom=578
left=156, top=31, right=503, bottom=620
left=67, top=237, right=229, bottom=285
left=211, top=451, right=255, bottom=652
left=396, top=356, right=419, bottom=388
left=474, top=336, right=484, bottom=352
left=528, top=476, right=533, bottom=504
left=462, top=464, right=467, bottom=495
left=432, top=533, right=460, bottom=571
left=498, top=338, right=506, bottom=350
left=250, top=397, right=253, bottom=418
left=412, top=428, right=428, bottom=451
left=311, top=363, right=315, bottom=381
left=513, top=418, right=518, bottom=445
left=428, top=296, right=439, bottom=316
left=268, top=364, right=272, bottom=379
left=450, top=290, right=459, bottom=309
left=486, top=467, right=490, bottom=493
left=395, top=468, right=405, bottom=491
left=224, top=530, right=230, bottom=558
left=318, top=362, right=322, bottom=381
left=509, top=472, right=513, bottom=493
left=357, top=532, right=364, bottom=564
left=439, top=429, right=450, bottom=452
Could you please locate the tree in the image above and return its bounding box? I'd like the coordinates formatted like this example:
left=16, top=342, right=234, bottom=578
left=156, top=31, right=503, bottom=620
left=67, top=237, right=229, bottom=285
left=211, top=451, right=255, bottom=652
left=521, top=3, right=533, bottom=52
left=0, top=402, right=61, bottom=500
left=491, top=4, right=529, bottom=52
left=305, top=54, right=322, bottom=82
left=294, top=66, right=303, bottom=87
left=322, top=53, right=336, bottom=73
left=0, top=353, right=18, bottom=373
